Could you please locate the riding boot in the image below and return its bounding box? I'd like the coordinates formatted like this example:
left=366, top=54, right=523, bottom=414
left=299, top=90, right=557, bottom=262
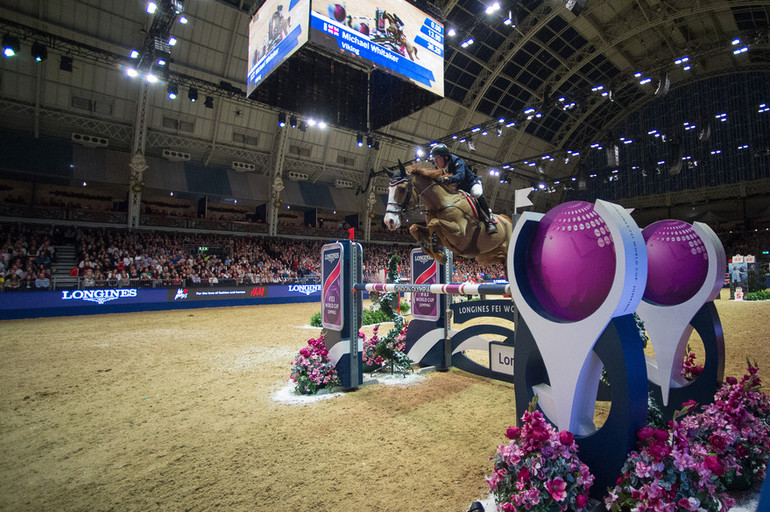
left=476, top=196, right=497, bottom=234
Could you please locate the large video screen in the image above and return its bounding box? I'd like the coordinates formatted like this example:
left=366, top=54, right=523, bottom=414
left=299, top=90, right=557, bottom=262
left=308, top=0, right=444, bottom=97
left=247, top=0, right=311, bottom=97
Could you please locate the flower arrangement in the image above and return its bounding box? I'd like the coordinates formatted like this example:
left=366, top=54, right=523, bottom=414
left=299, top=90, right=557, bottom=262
left=289, top=335, right=341, bottom=395
left=359, top=253, right=412, bottom=375
left=360, top=323, right=411, bottom=374
left=694, top=361, right=770, bottom=489
left=605, top=401, right=735, bottom=512
left=486, top=398, right=595, bottom=512
left=606, top=362, right=770, bottom=511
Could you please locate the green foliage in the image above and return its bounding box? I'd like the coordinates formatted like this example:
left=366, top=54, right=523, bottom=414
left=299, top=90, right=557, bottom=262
left=310, top=311, right=322, bottom=327
left=746, top=269, right=767, bottom=293
left=363, top=308, right=392, bottom=325
left=744, top=289, right=770, bottom=301
left=646, top=391, right=666, bottom=429
left=378, top=254, right=401, bottom=318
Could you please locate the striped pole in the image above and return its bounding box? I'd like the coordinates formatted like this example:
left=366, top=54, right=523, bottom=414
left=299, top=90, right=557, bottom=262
left=354, top=282, right=511, bottom=296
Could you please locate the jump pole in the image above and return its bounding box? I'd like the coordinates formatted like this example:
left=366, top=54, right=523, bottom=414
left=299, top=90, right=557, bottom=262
left=353, top=283, right=511, bottom=296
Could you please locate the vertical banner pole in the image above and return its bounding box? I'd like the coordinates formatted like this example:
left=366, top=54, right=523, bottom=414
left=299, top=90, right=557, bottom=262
left=348, top=240, right=362, bottom=389
left=442, top=249, right=453, bottom=370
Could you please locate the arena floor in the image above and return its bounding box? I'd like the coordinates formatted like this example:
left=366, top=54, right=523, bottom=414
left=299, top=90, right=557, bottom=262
left=0, top=290, right=768, bottom=511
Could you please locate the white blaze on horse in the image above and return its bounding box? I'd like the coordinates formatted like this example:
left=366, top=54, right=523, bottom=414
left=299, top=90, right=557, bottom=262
left=384, top=163, right=513, bottom=265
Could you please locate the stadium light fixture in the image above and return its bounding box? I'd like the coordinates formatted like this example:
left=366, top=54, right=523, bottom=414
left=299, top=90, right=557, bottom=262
left=31, top=42, right=47, bottom=62
left=2, top=34, right=20, bottom=57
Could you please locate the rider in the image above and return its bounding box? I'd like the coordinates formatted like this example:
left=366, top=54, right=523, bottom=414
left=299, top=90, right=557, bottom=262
left=429, top=143, right=497, bottom=234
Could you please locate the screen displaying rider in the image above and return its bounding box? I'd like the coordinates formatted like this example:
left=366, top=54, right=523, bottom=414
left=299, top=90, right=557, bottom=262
left=429, top=143, right=497, bottom=234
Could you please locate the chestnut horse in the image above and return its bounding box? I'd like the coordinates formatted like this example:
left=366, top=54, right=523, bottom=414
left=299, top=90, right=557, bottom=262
left=383, top=164, right=513, bottom=265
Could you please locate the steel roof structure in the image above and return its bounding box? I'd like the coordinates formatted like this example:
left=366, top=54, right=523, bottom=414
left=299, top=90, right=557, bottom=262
left=1, top=0, right=769, bottom=229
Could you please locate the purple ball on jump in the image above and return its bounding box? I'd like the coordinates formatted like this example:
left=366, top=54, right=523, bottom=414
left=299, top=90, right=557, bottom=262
left=328, top=3, right=346, bottom=23
left=642, top=220, right=708, bottom=305
left=527, top=201, right=616, bottom=322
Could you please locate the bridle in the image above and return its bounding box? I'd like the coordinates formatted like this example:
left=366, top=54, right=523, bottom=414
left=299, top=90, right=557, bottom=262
left=386, top=174, right=451, bottom=217
left=385, top=176, right=416, bottom=216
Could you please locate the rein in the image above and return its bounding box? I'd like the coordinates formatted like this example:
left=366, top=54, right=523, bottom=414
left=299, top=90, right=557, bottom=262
left=388, top=175, right=458, bottom=216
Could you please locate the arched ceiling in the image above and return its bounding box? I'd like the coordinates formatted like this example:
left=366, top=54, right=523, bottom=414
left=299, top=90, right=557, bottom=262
left=0, top=0, right=768, bottom=213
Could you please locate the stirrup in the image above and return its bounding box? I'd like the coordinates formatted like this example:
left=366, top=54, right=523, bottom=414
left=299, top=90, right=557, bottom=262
left=486, top=221, right=498, bottom=234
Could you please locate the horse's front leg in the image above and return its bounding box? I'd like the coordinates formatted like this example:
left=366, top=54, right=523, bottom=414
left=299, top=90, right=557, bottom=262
left=410, top=224, right=446, bottom=264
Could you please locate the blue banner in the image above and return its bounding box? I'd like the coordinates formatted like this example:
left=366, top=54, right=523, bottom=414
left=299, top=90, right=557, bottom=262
left=0, top=285, right=322, bottom=320
left=309, top=12, right=437, bottom=89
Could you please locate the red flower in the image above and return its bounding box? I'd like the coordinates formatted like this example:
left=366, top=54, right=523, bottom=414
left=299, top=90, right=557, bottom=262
left=726, top=376, right=738, bottom=385
left=704, top=455, right=725, bottom=476
left=576, top=494, right=589, bottom=509
left=559, top=430, right=575, bottom=446
left=653, top=428, right=669, bottom=442
left=649, top=442, right=671, bottom=460
left=637, top=426, right=654, bottom=440
left=530, top=425, right=551, bottom=443
left=505, top=426, right=521, bottom=439
left=709, top=434, right=727, bottom=451
left=517, top=467, right=530, bottom=483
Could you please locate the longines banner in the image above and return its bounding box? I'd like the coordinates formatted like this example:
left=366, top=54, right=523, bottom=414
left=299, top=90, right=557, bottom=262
left=0, top=285, right=323, bottom=320
left=0, top=288, right=165, bottom=311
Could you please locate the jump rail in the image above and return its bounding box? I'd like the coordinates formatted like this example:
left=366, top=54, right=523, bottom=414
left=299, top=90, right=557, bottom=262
left=353, top=282, right=511, bottom=296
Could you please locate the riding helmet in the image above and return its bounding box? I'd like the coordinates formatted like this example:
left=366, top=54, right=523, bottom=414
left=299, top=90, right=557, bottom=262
left=429, top=143, right=451, bottom=160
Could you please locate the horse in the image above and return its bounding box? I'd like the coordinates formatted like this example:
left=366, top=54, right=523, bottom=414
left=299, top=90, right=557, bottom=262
left=383, top=163, right=513, bottom=266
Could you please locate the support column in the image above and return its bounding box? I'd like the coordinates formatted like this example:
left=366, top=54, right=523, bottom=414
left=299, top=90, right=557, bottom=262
left=128, top=82, right=150, bottom=231
left=364, top=188, right=376, bottom=242
left=268, top=127, right=288, bottom=237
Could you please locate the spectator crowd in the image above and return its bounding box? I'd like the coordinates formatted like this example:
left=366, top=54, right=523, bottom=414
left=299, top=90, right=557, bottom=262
left=2, top=222, right=764, bottom=292
left=0, top=223, right=507, bottom=291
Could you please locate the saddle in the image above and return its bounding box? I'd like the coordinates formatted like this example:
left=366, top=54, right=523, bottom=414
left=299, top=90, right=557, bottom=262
left=456, top=190, right=497, bottom=225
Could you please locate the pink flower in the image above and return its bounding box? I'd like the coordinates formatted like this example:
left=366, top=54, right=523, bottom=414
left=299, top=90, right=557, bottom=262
left=501, top=503, right=516, bottom=512
left=653, top=428, right=669, bottom=442
left=546, top=477, right=567, bottom=501
left=575, top=494, right=589, bottom=509
left=505, top=426, right=521, bottom=439
left=559, top=430, right=574, bottom=446
left=726, top=376, right=738, bottom=385
left=517, top=467, right=530, bottom=483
